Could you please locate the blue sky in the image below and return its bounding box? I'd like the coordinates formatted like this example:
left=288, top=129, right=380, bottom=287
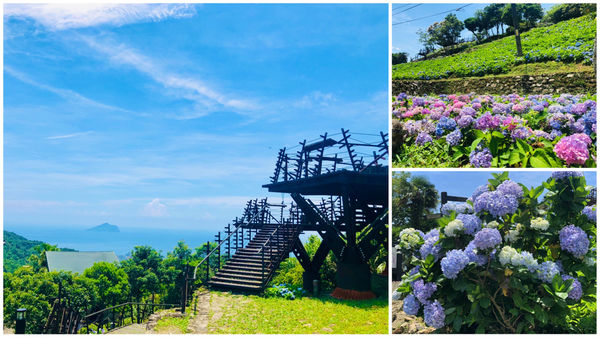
left=4, top=4, right=388, bottom=230
left=398, top=171, right=597, bottom=203
left=392, top=3, right=556, bottom=59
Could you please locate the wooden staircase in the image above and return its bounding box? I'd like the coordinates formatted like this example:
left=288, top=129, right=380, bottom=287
left=208, top=224, right=298, bottom=291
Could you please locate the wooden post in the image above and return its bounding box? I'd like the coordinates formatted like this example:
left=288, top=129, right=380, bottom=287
left=205, top=242, right=210, bottom=281
left=216, top=232, right=221, bottom=269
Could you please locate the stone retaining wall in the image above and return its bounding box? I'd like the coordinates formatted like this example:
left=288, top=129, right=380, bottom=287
left=392, top=71, right=596, bottom=96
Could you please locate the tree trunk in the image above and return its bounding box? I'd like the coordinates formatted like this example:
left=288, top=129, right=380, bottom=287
left=511, top=4, right=523, bottom=57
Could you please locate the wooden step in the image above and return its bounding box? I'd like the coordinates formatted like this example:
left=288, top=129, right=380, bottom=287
left=210, top=276, right=263, bottom=286
left=215, top=272, right=264, bottom=280
left=208, top=280, right=263, bottom=291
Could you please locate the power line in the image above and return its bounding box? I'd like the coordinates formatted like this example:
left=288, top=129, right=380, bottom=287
left=392, top=4, right=412, bottom=12
left=392, top=4, right=422, bottom=15
left=392, top=4, right=471, bottom=26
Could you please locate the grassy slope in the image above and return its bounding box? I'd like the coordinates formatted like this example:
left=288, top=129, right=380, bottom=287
left=393, top=15, right=595, bottom=80
left=3, top=230, right=76, bottom=273
left=207, top=291, right=388, bottom=334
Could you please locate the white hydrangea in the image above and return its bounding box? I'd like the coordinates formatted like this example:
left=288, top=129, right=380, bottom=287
left=486, top=221, right=499, bottom=229
left=505, top=230, right=520, bottom=243
left=519, top=251, right=539, bottom=272
left=584, top=256, right=596, bottom=266
left=530, top=217, right=549, bottom=231
left=444, top=219, right=464, bottom=237
left=499, top=246, right=519, bottom=266
left=538, top=209, right=547, bottom=216
left=398, top=228, right=423, bottom=250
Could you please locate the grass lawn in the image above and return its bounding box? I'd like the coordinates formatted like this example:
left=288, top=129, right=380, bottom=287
left=154, top=315, right=191, bottom=334
left=207, top=291, right=388, bottom=334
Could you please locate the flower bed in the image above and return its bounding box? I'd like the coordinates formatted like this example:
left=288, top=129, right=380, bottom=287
left=392, top=93, right=596, bottom=168
left=394, top=172, right=596, bottom=333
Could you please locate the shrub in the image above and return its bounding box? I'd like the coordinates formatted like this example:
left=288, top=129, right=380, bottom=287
left=395, top=172, right=596, bottom=333
left=264, top=284, right=307, bottom=300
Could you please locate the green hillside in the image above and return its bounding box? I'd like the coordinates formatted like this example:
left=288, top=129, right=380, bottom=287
left=392, top=14, right=596, bottom=80
left=3, top=231, right=75, bottom=273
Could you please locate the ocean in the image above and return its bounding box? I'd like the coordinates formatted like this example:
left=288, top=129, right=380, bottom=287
left=4, top=225, right=215, bottom=258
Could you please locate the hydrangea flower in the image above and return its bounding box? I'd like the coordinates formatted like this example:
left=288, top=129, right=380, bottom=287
left=463, top=241, right=487, bottom=266
left=553, top=133, right=591, bottom=165
left=562, top=275, right=583, bottom=301
left=423, top=300, right=445, bottom=329
left=441, top=202, right=473, bottom=215
left=420, top=237, right=442, bottom=261
left=537, top=261, right=561, bottom=283
left=423, top=229, right=440, bottom=241
left=473, top=228, right=502, bottom=250
left=552, top=171, right=584, bottom=180
left=473, top=191, right=518, bottom=217
left=455, top=214, right=481, bottom=235
left=403, top=294, right=420, bottom=315
left=416, top=132, right=433, bottom=146
left=496, top=180, right=523, bottom=199
left=413, top=279, right=437, bottom=304
left=441, top=250, right=469, bottom=279
left=582, top=205, right=596, bottom=222
left=469, top=148, right=492, bottom=168
left=530, top=217, right=549, bottom=231
left=446, top=129, right=462, bottom=146
left=520, top=251, right=539, bottom=272
left=485, top=221, right=499, bottom=229
left=498, top=246, right=519, bottom=266
left=559, top=225, right=590, bottom=258
left=398, top=228, right=424, bottom=250
left=444, top=219, right=464, bottom=237
left=471, top=185, right=489, bottom=201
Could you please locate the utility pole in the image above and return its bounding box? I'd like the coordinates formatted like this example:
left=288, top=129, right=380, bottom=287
left=511, top=4, right=523, bottom=57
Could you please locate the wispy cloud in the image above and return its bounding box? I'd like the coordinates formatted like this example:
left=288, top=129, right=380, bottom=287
left=46, top=131, right=93, bottom=140
left=4, top=4, right=197, bottom=31
left=79, top=36, right=258, bottom=117
left=5, top=66, right=130, bottom=113
left=141, top=198, right=169, bottom=217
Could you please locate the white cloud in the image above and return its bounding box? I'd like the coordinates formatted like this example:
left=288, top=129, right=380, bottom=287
left=4, top=4, right=197, bottom=31
left=80, top=36, right=257, bottom=116
left=5, top=66, right=130, bottom=113
left=46, top=131, right=93, bottom=140
left=142, top=198, right=169, bottom=217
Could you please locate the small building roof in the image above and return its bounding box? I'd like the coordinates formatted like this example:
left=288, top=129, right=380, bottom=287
left=46, top=251, right=119, bottom=274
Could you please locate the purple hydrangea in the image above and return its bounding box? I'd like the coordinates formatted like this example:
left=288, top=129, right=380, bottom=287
left=463, top=240, right=487, bottom=266
left=445, top=129, right=462, bottom=146
left=420, top=237, right=442, bottom=261
left=441, top=202, right=473, bottom=215
left=582, top=205, right=596, bottom=222
left=496, top=180, right=524, bottom=199
left=455, top=213, right=482, bottom=235
left=424, top=300, right=445, bottom=329
left=440, top=249, right=469, bottom=279
left=537, top=261, right=560, bottom=283
left=416, top=132, right=433, bottom=146
left=552, top=171, right=584, bottom=180
left=571, top=103, right=588, bottom=115
left=423, top=229, right=440, bottom=241
left=511, top=126, right=532, bottom=140
left=559, top=225, right=590, bottom=258
left=469, top=148, right=492, bottom=168
left=457, top=115, right=474, bottom=128
left=562, top=275, right=583, bottom=301
left=471, top=184, right=489, bottom=201
left=413, top=279, right=437, bottom=304
left=475, top=112, right=501, bottom=130
left=473, top=191, right=518, bottom=217
left=473, top=228, right=502, bottom=250
left=403, top=294, right=420, bottom=315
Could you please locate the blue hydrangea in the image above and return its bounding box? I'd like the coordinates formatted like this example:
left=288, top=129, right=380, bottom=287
left=469, top=148, right=492, bottom=168
left=496, top=180, right=523, bottom=199
left=455, top=213, right=482, bottom=235
left=588, top=187, right=596, bottom=201
left=552, top=171, right=584, bottom=180
left=471, top=184, right=489, bottom=201
left=423, top=300, right=445, bottom=329
left=409, top=265, right=420, bottom=276
left=441, top=202, right=473, bottom=215
left=403, top=294, right=420, bottom=315
left=463, top=241, right=487, bottom=266
left=445, top=129, right=462, bottom=146
left=420, top=237, right=442, bottom=261
left=582, top=205, right=596, bottom=222
left=423, top=229, right=440, bottom=241
left=435, top=117, right=457, bottom=136
left=441, top=250, right=469, bottom=279
left=473, top=191, right=518, bottom=217
left=413, top=279, right=437, bottom=304
left=562, top=275, right=583, bottom=301
left=537, top=261, right=561, bottom=283
left=473, top=228, right=502, bottom=250
left=559, top=225, right=589, bottom=258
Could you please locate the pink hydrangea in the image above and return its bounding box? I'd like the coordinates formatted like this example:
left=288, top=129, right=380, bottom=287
left=554, top=133, right=591, bottom=165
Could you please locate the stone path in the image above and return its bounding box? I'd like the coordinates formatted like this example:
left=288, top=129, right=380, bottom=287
left=187, top=290, right=211, bottom=334
left=108, top=323, right=148, bottom=334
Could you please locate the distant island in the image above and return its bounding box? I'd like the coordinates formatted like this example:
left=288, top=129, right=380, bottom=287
left=87, top=222, right=120, bottom=233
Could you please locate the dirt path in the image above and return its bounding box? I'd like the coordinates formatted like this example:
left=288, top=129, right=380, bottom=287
left=108, top=323, right=148, bottom=334
left=187, top=290, right=211, bottom=334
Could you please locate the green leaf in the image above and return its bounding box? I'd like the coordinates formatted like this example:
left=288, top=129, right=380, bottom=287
left=476, top=325, right=485, bottom=334
left=479, top=297, right=490, bottom=309
left=453, top=316, right=462, bottom=332
left=530, top=155, right=550, bottom=168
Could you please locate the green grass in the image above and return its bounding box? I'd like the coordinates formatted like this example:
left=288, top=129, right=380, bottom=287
left=154, top=316, right=191, bottom=334
left=208, top=291, right=388, bottom=334
left=392, top=14, right=596, bottom=80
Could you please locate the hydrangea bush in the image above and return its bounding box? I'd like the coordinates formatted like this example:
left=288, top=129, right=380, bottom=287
left=396, top=172, right=596, bottom=333
left=264, top=284, right=307, bottom=300
left=393, top=93, right=597, bottom=168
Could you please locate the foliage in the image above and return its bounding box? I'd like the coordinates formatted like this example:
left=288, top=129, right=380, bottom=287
left=425, top=14, right=465, bottom=48
left=543, top=4, right=597, bottom=24
left=83, top=262, right=130, bottom=307
left=395, top=172, right=596, bottom=333
left=2, top=231, right=76, bottom=273
left=392, top=93, right=597, bottom=168
left=392, top=15, right=596, bottom=80
left=392, top=172, right=439, bottom=240
left=264, top=284, right=307, bottom=300
left=392, top=52, right=408, bottom=65
left=153, top=315, right=191, bottom=334
left=207, top=290, right=388, bottom=334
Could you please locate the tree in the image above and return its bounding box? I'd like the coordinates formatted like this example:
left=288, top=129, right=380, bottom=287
left=464, top=17, right=480, bottom=41
left=483, top=4, right=505, bottom=35
left=427, top=14, right=465, bottom=48
left=392, top=172, right=438, bottom=242
left=543, top=3, right=595, bottom=24
left=83, top=262, right=130, bottom=307
left=392, top=52, right=408, bottom=65
left=510, top=4, right=523, bottom=56
left=121, top=246, right=162, bottom=302
left=522, top=4, right=543, bottom=29
left=27, top=243, right=59, bottom=272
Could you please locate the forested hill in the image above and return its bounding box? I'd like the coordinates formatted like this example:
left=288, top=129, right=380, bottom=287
left=3, top=231, right=75, bottom=273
